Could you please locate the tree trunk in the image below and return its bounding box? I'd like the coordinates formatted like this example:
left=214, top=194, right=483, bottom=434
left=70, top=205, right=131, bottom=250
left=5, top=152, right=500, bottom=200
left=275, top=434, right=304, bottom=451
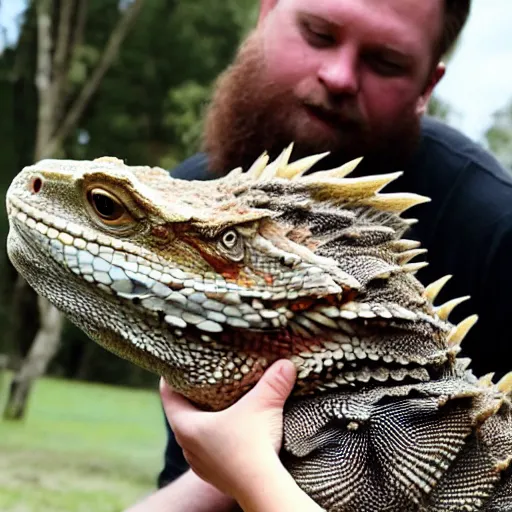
left=0, top=354, right=9, bottom=404
left=5, top=276, right=40, bottom=367
left=3, top=0, right=146, bottom=420
left=3, top=0, right=58, bottom=421
left=3, top=297, right=64, bottom=419
left=33, top=0, right=54, bottom=159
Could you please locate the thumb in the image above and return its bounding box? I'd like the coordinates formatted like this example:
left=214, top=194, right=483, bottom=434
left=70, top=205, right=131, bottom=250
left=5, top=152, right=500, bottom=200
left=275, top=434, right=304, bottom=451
left=160, top=377, right=198, bottom=415
left=242, top=359, right=297, bottom=409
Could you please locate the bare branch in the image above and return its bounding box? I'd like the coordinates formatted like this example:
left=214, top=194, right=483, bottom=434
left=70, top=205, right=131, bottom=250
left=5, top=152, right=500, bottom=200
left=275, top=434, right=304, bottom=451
left=71, top=0, right=89, bottom=57
left=44, top=0, right=146, bottom=158
left=3, top=296, right=64, bottom=420
left=19, top=297, right=64, bottom=380
left=52, top=0, right=74, bottom=75
left=34, top=0, right=54, bottom=160
left=51, top=0, right=75, bottom=123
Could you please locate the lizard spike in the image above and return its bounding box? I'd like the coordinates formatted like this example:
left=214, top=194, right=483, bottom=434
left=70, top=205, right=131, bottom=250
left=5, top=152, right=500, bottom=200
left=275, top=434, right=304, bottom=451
left=371, top=266, right=401, bottom=280
left=279, top=152, right=330, bottom=179
left=447, top=314, right=478, bottom=348
left=477, top=372, right=495, bottom=388
left=423, top=275, right=452, bottom=302
left=435, top=296, right=470, bottom=321
left=277, top=142, right=294, bottom=169
left=391, top=239, right=422, bottom=251
left=360, top=192, right=431, bottom=213
left=495, top=456, right=512, bottom=474
left=246, top=152, right=270, bottom=179
left=402, top=261, right=428, bottom=274
left=94, top=156, right=124, bottom=165
left=305, top=172, right=405, bottom=202
left=497, top=371, right=512, bottom=395
left=397, top=249, right=428, bottom=265
left=225, top=166, right=243, bottom=180
left=314, top=156, right=364, bottom=179
left=260, top=143, right=294, bottom=180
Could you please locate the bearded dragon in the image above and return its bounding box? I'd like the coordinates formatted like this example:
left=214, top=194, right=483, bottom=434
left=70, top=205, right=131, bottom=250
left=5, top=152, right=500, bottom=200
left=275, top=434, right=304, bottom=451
left=6, top=148, right=512, bottom=511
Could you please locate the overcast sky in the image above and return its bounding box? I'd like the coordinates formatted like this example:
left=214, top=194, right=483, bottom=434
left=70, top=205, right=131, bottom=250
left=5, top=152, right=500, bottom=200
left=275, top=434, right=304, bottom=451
left=1, top=0, right=511, bottom=142
left=434, top=0, right=512, bottom=140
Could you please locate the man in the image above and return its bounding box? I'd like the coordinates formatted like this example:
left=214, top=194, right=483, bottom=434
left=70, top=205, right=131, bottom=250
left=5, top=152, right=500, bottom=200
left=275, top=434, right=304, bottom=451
left=128, top=0, right=512, bottom=509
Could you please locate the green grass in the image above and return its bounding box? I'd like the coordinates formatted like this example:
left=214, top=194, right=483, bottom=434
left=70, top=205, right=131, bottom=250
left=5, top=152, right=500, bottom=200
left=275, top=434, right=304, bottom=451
left=0, top=376, right=167, bottom=512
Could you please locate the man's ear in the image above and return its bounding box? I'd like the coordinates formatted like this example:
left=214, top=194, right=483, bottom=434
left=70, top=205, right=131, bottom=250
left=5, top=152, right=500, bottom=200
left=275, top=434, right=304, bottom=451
left=416, top=62, right=446, bottom=115
left=258, top=0, right=279, bottom=25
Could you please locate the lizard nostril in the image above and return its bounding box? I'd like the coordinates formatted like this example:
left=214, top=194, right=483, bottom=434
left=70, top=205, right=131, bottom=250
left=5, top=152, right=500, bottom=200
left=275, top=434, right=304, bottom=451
left=30, top=176, right=43, bottom=194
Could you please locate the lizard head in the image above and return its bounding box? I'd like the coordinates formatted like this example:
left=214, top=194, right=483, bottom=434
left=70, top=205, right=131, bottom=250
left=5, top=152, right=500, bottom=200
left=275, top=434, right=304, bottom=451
left=6, top=148, right=477, bottom=410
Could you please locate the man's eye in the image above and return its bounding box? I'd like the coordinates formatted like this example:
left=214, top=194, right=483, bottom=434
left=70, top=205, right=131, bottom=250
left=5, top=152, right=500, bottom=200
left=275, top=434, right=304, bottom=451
left=367, top=56, right=406, bottom=76
left=301, top=21, right=335, bottom=47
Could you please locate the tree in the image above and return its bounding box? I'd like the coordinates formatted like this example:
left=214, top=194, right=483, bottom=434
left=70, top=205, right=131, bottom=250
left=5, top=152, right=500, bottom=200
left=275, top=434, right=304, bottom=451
left=427, top=96, right=455, bottom=122
left=3, top=0, right=146, bottom=420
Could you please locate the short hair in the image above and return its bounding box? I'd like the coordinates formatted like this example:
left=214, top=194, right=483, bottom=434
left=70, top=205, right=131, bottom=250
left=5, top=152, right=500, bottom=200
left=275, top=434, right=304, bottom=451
left=439, top=0, right=471, bottom=58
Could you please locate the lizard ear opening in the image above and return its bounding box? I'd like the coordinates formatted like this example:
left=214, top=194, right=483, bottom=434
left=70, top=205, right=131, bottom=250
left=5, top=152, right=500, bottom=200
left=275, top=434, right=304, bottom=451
left=217, top=228, right=245, bottom=262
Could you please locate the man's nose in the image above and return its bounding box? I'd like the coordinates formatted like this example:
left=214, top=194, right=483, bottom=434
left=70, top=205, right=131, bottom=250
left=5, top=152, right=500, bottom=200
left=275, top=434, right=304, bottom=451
left=317, top=49, right=359, bottom=96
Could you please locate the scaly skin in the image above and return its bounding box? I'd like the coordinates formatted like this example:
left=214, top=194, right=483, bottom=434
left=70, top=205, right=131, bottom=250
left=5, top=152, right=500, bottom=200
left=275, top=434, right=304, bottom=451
left=6, top=149, right=512, bottom=511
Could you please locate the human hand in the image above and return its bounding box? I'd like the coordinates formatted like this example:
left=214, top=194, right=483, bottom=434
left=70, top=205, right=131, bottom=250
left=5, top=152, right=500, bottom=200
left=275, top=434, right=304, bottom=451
left=160, top=360, right=297, bottom=501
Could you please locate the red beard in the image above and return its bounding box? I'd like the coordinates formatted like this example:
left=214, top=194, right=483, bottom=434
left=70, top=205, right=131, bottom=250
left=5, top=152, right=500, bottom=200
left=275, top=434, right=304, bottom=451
left=202, top=31, right=420, bottom=177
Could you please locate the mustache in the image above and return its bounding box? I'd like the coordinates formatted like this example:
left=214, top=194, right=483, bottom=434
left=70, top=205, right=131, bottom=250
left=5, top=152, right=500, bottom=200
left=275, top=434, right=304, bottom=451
left=302, top=97, right=364, bottom=125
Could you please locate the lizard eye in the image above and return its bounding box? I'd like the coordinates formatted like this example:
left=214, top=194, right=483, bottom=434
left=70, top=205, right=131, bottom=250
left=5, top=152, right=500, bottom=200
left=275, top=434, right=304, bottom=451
left=87, top=188, right=133, bottom=226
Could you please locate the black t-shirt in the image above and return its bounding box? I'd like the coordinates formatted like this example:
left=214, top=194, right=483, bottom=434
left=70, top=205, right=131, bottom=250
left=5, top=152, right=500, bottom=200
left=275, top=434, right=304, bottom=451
left=158, top=116, right=512, bottom=488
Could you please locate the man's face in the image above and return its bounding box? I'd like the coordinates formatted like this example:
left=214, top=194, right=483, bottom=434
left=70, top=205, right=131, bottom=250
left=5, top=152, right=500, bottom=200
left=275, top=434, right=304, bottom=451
left=204, top=0, right=445, bottom=173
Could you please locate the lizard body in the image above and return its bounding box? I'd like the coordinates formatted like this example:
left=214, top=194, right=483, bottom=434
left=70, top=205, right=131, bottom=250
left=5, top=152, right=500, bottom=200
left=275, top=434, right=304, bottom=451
left=6, top=149, right=512, bottom=510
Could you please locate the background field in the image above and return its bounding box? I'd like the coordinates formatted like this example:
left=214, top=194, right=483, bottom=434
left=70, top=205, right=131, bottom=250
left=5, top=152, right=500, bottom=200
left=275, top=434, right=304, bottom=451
left=0, top=375, right=166, bottom=512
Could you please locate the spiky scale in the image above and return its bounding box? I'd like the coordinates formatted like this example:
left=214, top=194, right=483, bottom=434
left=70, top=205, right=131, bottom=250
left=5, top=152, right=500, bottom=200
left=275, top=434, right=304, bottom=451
left=361, top=192, right=431, bottom=213
left=391, top=239, right=422, bottom=251
left=435, top=296, right=470, bottom=321
left=402, top=261, right=429, bottom=273
left=279, top=152, right=330, bottom=179
left=310, top=156, right=364, bottom=180
left=260, top=143, right=294, bottom=180
left=497, top=372, right=512, bottom=394
left=246, top=151, right=270, bottom=178
left=447, top=314, right=479, bottom=347
left=304, top=172, right=405, bottom=203
left=397, top=248, right=428, bottom=264
left=224, top=166, right=243, bottom=180
left=424, top=275, right=452, bottom=302
left=478, top=373, right=495, bottom=388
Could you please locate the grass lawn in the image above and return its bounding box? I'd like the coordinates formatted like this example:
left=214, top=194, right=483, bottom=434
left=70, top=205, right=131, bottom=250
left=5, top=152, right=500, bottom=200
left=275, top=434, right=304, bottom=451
left=0, top=375, right=166, bottom=512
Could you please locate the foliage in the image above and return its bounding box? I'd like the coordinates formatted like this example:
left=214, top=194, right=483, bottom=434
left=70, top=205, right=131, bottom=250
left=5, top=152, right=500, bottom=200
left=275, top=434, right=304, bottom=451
left=427, top=96, right=453, bottom=122
left=77, top=0, right=256, bottom=167
left=0, top=374, right=165, bottom=511
left=161, top=80, right=211, bottom=169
